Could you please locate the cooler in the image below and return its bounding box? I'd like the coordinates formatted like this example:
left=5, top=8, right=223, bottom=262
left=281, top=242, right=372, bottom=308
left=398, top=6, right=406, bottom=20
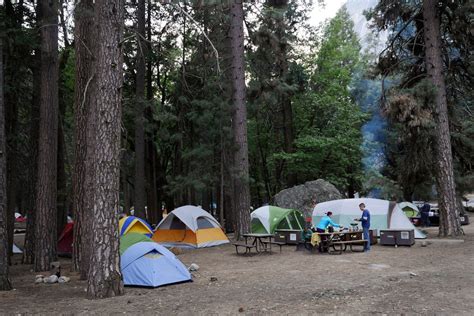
left=380, top=229, right=415, bottom=246
left=274, top=229, right=302, bottom=244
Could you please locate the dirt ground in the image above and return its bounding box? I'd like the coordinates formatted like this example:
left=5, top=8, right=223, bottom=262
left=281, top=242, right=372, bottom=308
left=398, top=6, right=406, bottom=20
left=1, top=224, right=473, bottom=315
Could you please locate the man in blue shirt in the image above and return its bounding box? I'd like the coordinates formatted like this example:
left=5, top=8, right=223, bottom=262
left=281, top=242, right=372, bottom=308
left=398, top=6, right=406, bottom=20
left=355, top=203, right=371, bottom=251
left=316, top=212, right=342, bottom=232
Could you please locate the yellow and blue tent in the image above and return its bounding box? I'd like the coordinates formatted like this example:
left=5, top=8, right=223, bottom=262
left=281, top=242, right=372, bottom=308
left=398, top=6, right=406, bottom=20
left=119, top=216, right=153, bottom=237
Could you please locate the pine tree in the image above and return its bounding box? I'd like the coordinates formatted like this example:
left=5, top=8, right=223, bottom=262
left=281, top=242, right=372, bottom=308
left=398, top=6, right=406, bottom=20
left=0, top=24, right=13, bottom=292
left=87, top=0, right=125, bottom=298
left=34, top=0, right=59, bottom=272
left=72, top=0, right=94, bottom=279
left=422, top=0, right=461, bottom=236
left=134, top=0, right=147, bottom=220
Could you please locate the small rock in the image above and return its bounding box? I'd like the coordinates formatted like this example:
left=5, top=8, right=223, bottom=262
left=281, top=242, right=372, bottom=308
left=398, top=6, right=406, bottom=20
left=189, top=263, right=199, bottom=271
left=45, top=275, right=58, bottom=284
left=409, top=272, right=418, bottom=277
left=35, top=277, right=44, bottom=284
left=35, top=275, right=44, bottom=279
left=58, top=276, right=70, bottom=283
left=210, top=277, right=218, bottom=282
left=238, top=307, right=244, bottom=313
left=127, top=300, right=132, bottom=304
left=420, top=241, right=428, bottom=247
left=388, top=277, right=398, bottom=282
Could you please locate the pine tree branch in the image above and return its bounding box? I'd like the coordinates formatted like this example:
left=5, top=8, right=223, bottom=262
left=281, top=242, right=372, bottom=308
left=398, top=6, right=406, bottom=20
left=159, top=1, right=221, bottom=74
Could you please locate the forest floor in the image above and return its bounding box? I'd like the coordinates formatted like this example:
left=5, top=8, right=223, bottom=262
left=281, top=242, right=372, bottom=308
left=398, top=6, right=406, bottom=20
left=1, top=224, right=474, bottom=315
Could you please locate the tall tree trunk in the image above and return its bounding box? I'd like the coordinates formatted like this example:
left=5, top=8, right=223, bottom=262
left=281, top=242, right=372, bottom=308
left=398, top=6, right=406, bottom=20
left=4, top=0, right=18, bottom=264
left=0, top=34, right=12, bottom=291
left=87, top=0, right=125, bottom=299
left=229, top=1, right=251, bottom=238
left=145, top=0, right=158, bottom=225
left=34, top=0, right=59, bottom=272
left=134, top=0, right=147, bottom=220
left=422, top=0, right=462, bottom=237
left=23, top=48, right=40, bottom=264
left=72, top=0, right=94, bottom=278
left=57, top=42, right=71, bottom=237
left=23, top=2, right=42, bottom=263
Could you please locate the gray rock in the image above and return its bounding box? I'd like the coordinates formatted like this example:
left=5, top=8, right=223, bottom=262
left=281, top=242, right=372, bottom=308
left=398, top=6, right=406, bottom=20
left=45, top=275, right=58, bottom=284
left=272, top=179, right=342, bottom=217
left=58, top=276, right=70, bottom=283
left=188, top=263, right=199, bottom=271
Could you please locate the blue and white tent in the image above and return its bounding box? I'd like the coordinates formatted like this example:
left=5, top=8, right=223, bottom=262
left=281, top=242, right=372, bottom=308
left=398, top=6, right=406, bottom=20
left=121, top=241, right=192, bottom=287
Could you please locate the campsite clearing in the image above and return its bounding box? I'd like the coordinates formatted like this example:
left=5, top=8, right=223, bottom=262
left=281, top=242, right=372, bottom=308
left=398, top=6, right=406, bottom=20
left=1, top=224, right=474, bottom=314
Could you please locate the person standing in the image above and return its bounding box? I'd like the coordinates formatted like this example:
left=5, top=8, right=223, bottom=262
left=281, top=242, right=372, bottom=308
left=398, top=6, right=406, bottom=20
left=355, top=203, right=371, bottom=252
left=420, top=202, right=431, bottom=227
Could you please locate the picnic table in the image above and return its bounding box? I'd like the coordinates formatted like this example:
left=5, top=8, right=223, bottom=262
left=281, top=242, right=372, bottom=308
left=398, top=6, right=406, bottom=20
left=311, top=231, right=367, bottom=255
left=233, top=233, right=284, bottom=255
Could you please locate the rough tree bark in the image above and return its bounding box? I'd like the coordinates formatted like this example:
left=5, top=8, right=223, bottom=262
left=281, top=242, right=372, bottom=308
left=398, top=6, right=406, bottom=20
left=134, top=0, right=147, bottom=220
left=34, top=0, right=59, bottom=272
left=229, top=1, right=251, bottom=238
left=22, top=37, right=41, bottom=265
left=87, top=0, right=125, bottom=299
left=72, top=0, right=94, bottom=279
left=0, top=34, right=13, bottom=291
left=4, top=0, right=19, bottom=263
left=422, top=0, right=462, bottom=237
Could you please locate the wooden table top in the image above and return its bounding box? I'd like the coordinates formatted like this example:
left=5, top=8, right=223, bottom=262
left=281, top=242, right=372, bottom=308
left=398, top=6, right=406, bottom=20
left=242, top=233, right=274, bottom=238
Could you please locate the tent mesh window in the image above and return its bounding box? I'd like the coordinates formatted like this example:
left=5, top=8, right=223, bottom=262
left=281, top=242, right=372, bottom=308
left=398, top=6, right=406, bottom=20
left=169, top=216, right=186, bottom=229
left=287, top=213, right=302, bottom=230
left=197, top=217, right=215, bottom=229
left=276, top=217, right=291, bottom=230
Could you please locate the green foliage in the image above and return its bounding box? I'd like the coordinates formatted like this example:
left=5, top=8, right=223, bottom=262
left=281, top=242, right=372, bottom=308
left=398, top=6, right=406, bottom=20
left=286, top=7, right=367, bottom=192
left=368, top=0, right=474, bottom=200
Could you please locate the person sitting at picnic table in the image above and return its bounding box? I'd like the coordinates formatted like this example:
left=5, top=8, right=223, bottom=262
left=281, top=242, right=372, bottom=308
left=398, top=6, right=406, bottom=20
left=315, top=211, right=343, bottom=232
left=302, top=224, right=314, bottom=241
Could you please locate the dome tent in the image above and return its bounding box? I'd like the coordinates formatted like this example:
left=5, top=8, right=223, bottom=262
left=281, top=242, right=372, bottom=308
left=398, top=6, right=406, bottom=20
left=312, top=198, right=426, bottom=239
left=398, top=202, right=420, bottom=218
left=119, top=216, right=153, bottom=237
left=153, top=205, right=229, bottom=248
left=120, top=233, right=191, bottom=287
left=251, top=206, right=305, bottom=234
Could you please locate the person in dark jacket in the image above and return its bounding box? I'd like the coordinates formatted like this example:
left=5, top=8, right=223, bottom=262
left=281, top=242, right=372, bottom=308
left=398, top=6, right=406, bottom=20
left=420, top=202, right=431, bottom=227
left=355, top=203, right=371, bottom=252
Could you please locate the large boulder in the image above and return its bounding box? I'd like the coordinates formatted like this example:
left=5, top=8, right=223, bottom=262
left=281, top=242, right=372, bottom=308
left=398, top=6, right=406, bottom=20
left=272, top=179, right=343, bottom=217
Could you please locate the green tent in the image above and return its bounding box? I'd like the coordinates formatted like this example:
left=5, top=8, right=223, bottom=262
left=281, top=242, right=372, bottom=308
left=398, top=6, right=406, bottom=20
left=250, top=206, right=305, bottom=234
left=398, top=202, right=420, bottom=218
left=120, top=232, right=154, bottom=255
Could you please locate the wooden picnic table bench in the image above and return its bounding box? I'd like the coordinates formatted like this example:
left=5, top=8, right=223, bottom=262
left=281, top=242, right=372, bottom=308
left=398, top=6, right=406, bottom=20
left=260, top=240, right=286, bottom=253
left=232, top=242, right=258, bottom=255
left=330, top=239, right=368, bottom=254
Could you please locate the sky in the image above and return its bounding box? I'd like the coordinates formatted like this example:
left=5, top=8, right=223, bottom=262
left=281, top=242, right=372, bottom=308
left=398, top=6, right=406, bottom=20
left=308, top=0, right=346, bottom=27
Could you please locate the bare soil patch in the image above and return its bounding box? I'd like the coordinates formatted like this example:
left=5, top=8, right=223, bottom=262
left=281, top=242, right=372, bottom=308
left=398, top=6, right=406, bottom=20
left=1, top=225, right=473, bottom=315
